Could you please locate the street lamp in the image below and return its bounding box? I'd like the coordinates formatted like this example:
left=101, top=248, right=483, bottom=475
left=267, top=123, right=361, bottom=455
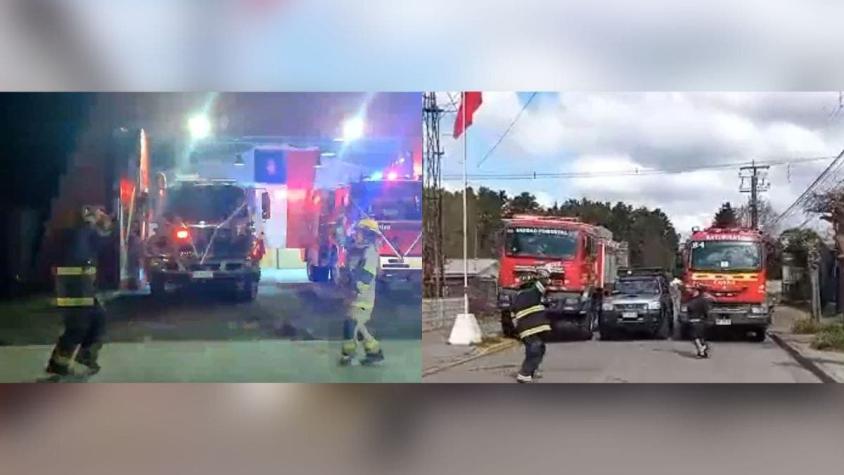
left=188, top=114, right=212, bottom=140
left=341, top=117, right=364, bottom=141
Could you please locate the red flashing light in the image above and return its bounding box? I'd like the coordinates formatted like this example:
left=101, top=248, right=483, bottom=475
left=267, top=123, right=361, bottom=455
left=387, top=171, right=398, bottom=181
left=175, top=229, right=190, bottom=240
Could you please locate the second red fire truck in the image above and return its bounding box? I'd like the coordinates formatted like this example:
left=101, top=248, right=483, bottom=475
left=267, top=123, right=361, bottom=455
left=497, top=215, right=625, bottom=339
left=304, top=174, right=422, bottom=293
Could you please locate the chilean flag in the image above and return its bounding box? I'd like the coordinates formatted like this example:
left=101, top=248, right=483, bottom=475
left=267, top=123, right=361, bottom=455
left=453, top=92, right=483, bottom=138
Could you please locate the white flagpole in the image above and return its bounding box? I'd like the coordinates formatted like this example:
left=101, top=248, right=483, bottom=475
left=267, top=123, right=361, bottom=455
left=449, top=92, right=482, bottom=346
left=462, top=91, right=470, bottom=316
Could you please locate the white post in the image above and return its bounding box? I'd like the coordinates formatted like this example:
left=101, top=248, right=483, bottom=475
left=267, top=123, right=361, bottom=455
left=449, top=92, right=483, bottom=345
left=463, top=92, right=469, bottom=316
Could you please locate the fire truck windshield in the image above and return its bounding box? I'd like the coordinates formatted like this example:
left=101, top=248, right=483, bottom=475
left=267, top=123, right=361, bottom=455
left=164, top=185, right=247, bottom=222
left=352, top=181, right=421, bottom=221
left=505, top=227, right=577, bottom=259
left=690, top=240, right=761, bottom=271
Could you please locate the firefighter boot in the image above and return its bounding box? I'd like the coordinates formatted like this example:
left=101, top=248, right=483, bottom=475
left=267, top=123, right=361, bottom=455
left=339, top=340, right=357, bottom=366
left=694, top=339, right=709, bottom=359
left=45, top=347, right=75, bottom=376
left=75, top=344, right=102, bottom=375
left=360, top=339, right=384, bottom=366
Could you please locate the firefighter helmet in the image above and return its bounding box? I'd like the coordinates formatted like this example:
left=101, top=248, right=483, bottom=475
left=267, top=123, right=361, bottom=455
left=356, top=218, right=379, bottom=233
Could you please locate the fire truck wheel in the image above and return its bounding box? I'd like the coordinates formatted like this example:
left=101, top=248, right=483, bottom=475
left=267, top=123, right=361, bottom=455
left=578, top=313, right=596, bottom=340
left=150, top=274, right=167, bottom=298
left=500, top=312, right=516, bottom=338
left=749, top=327, right=767, bottom=342
left=236, top=277, right=258, bottom=302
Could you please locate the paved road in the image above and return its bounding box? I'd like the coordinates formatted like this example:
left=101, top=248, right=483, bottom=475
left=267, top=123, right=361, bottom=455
left=423, top=334, right=821, bottom=383
left=0, top=272, right=421, bottom=382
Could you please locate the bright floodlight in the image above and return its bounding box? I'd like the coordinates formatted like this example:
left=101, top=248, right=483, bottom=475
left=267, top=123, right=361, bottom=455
left=188, top=114, right=212, bottom=140
left=342, top=117, right=364, bottom=141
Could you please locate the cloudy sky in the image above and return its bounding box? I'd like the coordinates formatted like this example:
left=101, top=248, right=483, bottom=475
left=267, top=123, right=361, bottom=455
left=440, top=92, right=844, bottom=235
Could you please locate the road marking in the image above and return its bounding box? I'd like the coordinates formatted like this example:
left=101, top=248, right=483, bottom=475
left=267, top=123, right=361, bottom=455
left=422, top=339, right=518, bottom=377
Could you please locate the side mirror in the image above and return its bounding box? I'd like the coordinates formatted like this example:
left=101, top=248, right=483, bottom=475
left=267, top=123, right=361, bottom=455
left=261, top=192, right=271, bottom=220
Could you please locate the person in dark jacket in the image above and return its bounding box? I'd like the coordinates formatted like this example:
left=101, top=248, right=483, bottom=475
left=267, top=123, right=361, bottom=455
left=45, top=207, right=114, bottom=376
left=686, top=284, right=714, bottom=358
left=512, top=269, right=552, bottom=383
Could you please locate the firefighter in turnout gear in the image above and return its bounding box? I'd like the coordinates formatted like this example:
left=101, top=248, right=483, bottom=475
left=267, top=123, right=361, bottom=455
left=45, top=206, right=114, bottom=377
left=512, top=269, right=553, bottom=383
left=340, top=218, right=385, bottom=366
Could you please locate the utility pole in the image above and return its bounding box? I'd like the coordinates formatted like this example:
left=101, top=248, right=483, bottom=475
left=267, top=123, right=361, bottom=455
left=809, top=246, right=821, bottom=322
left=739, top=161, right=771, bottom=229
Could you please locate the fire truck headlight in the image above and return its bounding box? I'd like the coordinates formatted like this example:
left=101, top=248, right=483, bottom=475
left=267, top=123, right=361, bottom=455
left=647, top=301, right=661, bottom=310
left=750, top=305, right=768, bottom=315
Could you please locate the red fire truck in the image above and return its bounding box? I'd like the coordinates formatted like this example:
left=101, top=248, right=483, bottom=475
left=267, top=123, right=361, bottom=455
left=305, top=175, right=422, bottom=293
left=679, top=226, right=770, bottom=342
left=497, top=215, right=623, bottom=339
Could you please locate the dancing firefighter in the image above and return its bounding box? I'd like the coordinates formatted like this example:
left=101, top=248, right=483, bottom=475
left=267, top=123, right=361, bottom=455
left=340, top=218, right=385, bottom=366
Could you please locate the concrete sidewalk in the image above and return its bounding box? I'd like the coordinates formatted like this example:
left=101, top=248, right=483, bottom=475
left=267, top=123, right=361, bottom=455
left=769, top=305, right=844, bottom=383
left=0, top=340, right=421, bottom=383
left=422, top=317, right=515, bottom=375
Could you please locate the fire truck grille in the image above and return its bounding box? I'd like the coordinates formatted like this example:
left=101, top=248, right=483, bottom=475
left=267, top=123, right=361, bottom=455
left=190, top=228, right=249, bottom=259
left=711, top=304, right=751, bottom=314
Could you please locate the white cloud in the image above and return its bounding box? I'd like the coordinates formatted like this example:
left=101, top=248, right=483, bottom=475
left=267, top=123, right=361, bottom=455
left=441, top=92, right=844, bottom=232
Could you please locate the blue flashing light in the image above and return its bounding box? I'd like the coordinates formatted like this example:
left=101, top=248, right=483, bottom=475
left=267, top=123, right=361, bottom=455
left=370, top=171, right=384, bottom=180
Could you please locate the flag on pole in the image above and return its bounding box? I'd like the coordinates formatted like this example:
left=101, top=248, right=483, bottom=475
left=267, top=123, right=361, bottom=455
left=453, top=92, right=483, bottom=138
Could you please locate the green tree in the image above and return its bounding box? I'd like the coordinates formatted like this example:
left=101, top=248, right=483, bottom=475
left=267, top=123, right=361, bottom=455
left=713, top=202, right=739, bottom=228
left=506, top=192, right=541, bottom=215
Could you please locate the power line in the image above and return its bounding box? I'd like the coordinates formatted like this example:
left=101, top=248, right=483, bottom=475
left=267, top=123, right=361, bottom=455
left=475, top=92, right=538, bottom=168
left=767, top=147, right=844, bottom=231
left=443, top=155, right=835, bottom=181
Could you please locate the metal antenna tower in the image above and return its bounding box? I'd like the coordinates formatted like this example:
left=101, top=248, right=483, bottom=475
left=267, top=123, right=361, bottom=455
left=423, top=92, right=445, bottom=298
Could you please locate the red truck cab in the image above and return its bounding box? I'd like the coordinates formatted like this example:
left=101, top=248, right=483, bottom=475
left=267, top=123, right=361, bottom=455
left=497, top=215, right=620, bottom=339
left=679, top=226, right=770, bottom=341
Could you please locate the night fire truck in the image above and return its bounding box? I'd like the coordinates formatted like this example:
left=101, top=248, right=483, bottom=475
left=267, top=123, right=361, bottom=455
left=679, top=226, right=770, bottom=342
left=497, top=215, right=625, bottom=339
left=143, top=176, right=269, bottom=302
left=305, top=174, right=422, bottom=293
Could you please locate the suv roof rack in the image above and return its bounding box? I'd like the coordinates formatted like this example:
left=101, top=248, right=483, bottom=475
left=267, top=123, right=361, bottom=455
left=618, top=267, right=666, bottom=277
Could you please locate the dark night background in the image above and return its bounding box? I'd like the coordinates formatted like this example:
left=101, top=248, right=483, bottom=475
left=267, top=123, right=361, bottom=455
left=0, top=93, right=96, bottom=295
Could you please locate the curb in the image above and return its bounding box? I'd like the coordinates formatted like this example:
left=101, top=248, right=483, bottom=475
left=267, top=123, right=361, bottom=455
left=768, top=331, right=837, bottom=383
left=422, top=338, right=518, bottom=377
